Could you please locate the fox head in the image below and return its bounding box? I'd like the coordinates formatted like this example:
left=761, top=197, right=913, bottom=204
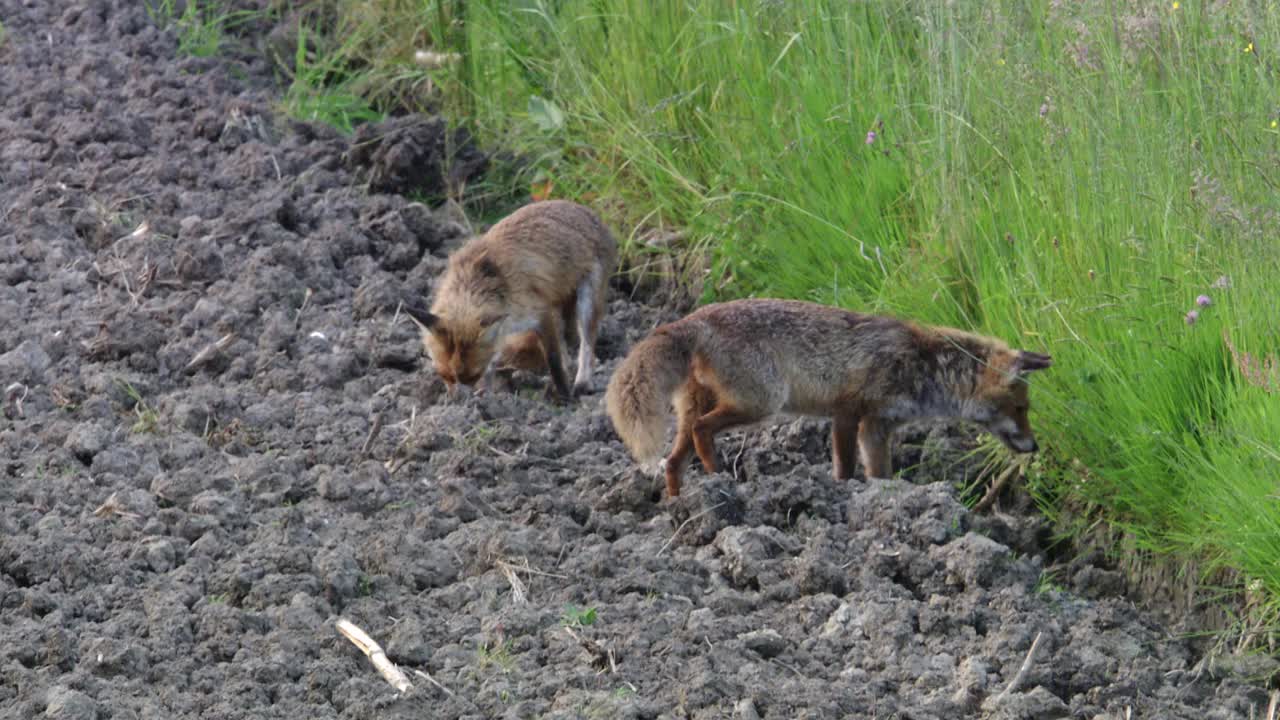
left=405, top=305, right=504, bottom=389
left=405, top=251, right=510, bottom=389
left=968, top=350, right=1053, bottom=454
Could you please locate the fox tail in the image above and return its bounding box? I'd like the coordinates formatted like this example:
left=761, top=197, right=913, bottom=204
left=605, top=324, right=697, bottom=467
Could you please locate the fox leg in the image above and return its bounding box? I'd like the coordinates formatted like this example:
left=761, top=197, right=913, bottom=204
left=475, top=355, right=504, bottom=396
left=831, top=413, right=861, bottom=480
left=538, top=311, right=573, bottom=402
left=663, top=387, right=698, bottom=498
left=692, top=405, right=762, bottom=476
left=857, top=417, right=893, bottom=481
left=561, top=297, right=580, bottom=353
left=487, top=330, right=544, bottom=394
left=664, top=381, right=715, bottom=497
left=483, top=366, right=515, bottom=394
left=572, top=264, right=605, bottom=395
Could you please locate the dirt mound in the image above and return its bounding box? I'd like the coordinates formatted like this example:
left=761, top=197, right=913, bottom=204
left=346, top=115, right=489, bottom=198
left=0, top=1, right=1273, bottom=718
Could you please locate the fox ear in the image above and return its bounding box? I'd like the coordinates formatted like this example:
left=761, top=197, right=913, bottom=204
left=476, top=255, right=501, bottom=279
left=1012, top=350, right=1053, bottom=375
left=403, top=304, right=438, bottom=331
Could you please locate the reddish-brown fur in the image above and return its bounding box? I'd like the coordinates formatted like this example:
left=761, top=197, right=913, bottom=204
left=605, top=299, right=1052, bottom=497
left=406, top=200, right=618, bottom=401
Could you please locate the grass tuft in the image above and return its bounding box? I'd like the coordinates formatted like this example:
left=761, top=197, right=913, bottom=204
left=147, top=0, right=260, bottom=58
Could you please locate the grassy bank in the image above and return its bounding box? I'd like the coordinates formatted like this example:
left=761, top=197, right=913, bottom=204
left=254, top=1, right=1279, bottom=638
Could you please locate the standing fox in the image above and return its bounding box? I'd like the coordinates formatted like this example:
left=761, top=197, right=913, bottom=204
left=406, top=200, right=618, bottom=401
left=605, top=299, right=1052, bottom=497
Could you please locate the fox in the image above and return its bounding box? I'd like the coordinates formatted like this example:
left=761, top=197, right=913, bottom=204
left=405, top=199, right=618, bottom=401
left=605, top=298, right=1052, bottom=498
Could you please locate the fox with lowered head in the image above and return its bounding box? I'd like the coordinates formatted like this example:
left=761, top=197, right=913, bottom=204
left=606, top=298, right=1052, bottom=497
left=406, top=200, right=618, bottom=402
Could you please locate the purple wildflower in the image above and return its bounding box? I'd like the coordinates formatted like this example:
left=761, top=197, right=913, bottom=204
left=1185, top=310, right=1199, bottom=325
left=1196, top=294, right=1212, bottom=307
left=865, top=130, right=877, bottom=145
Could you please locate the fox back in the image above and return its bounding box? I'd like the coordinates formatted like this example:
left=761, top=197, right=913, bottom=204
left=679, top=300, right=1046, bottom=443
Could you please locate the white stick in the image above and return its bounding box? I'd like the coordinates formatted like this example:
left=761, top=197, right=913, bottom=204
left=336, top=619, right=413, bottom=694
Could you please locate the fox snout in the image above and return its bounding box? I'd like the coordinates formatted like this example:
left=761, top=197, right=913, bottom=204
left=455, top=368, right=485, bottom=386
left=989, top=420, right=1038, bottom=454
left=437, top=363, right=484, bottom=388
left=1009, top=434, right=1038, bottom=454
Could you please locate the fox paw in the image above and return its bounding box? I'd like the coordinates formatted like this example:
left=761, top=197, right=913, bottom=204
left=479, top=369, right=515, bottom=395
left=544, top=385, right=572, bottom=405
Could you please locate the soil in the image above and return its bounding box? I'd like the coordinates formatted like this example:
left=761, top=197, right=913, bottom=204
left=1, top=1, right=1275, bottom=718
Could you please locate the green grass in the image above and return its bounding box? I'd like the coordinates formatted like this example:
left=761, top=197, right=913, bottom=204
left=281, top=21, right=385, bottom=133
left=292, top=0, right=1280, bottom=638
left=146, top=0, right=260, bottom=58
left=560, top=604, right=599, bottom=627
left=116, top=379, right=160, bottom=434
left=476, top=638, right=517, bottom=674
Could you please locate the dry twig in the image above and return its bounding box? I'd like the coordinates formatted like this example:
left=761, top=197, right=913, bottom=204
left=563, top=625, right=614, bottom=673
left=294, top=287, right=313, bottom=329
left=92, top=492, right=141, bottom=521
left=411, top=668, right=454, bottom=697
left=994, top=631, right=1043, bottom=704
left=656, top=501, right=727, bottom=557
left=384, top=405, right=419, bottom=475
left=360, top=412, right=384, bottom=458
left=335, top=618, right=413, bottom=693
left=184, top=333, right=237, bottom=374
left=495, top=560, right=529, bottom=605
left=973, top=456, right=1027, bottom=513
left=4, top=382, right=27, bottom=419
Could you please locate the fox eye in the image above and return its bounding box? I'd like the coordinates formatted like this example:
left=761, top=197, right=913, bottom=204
left=480, top=314, right=504, bottom=328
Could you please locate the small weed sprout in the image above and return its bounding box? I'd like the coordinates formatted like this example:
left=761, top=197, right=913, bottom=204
left=1035, top=569, right=1065, bottom=596
left=452, top=422, right=500, bottom=454
left=560, top=604, right=599, bottom=627
left=477, top=639, right=516, bottom=673
left=116, top=380, right=160, bottom=434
